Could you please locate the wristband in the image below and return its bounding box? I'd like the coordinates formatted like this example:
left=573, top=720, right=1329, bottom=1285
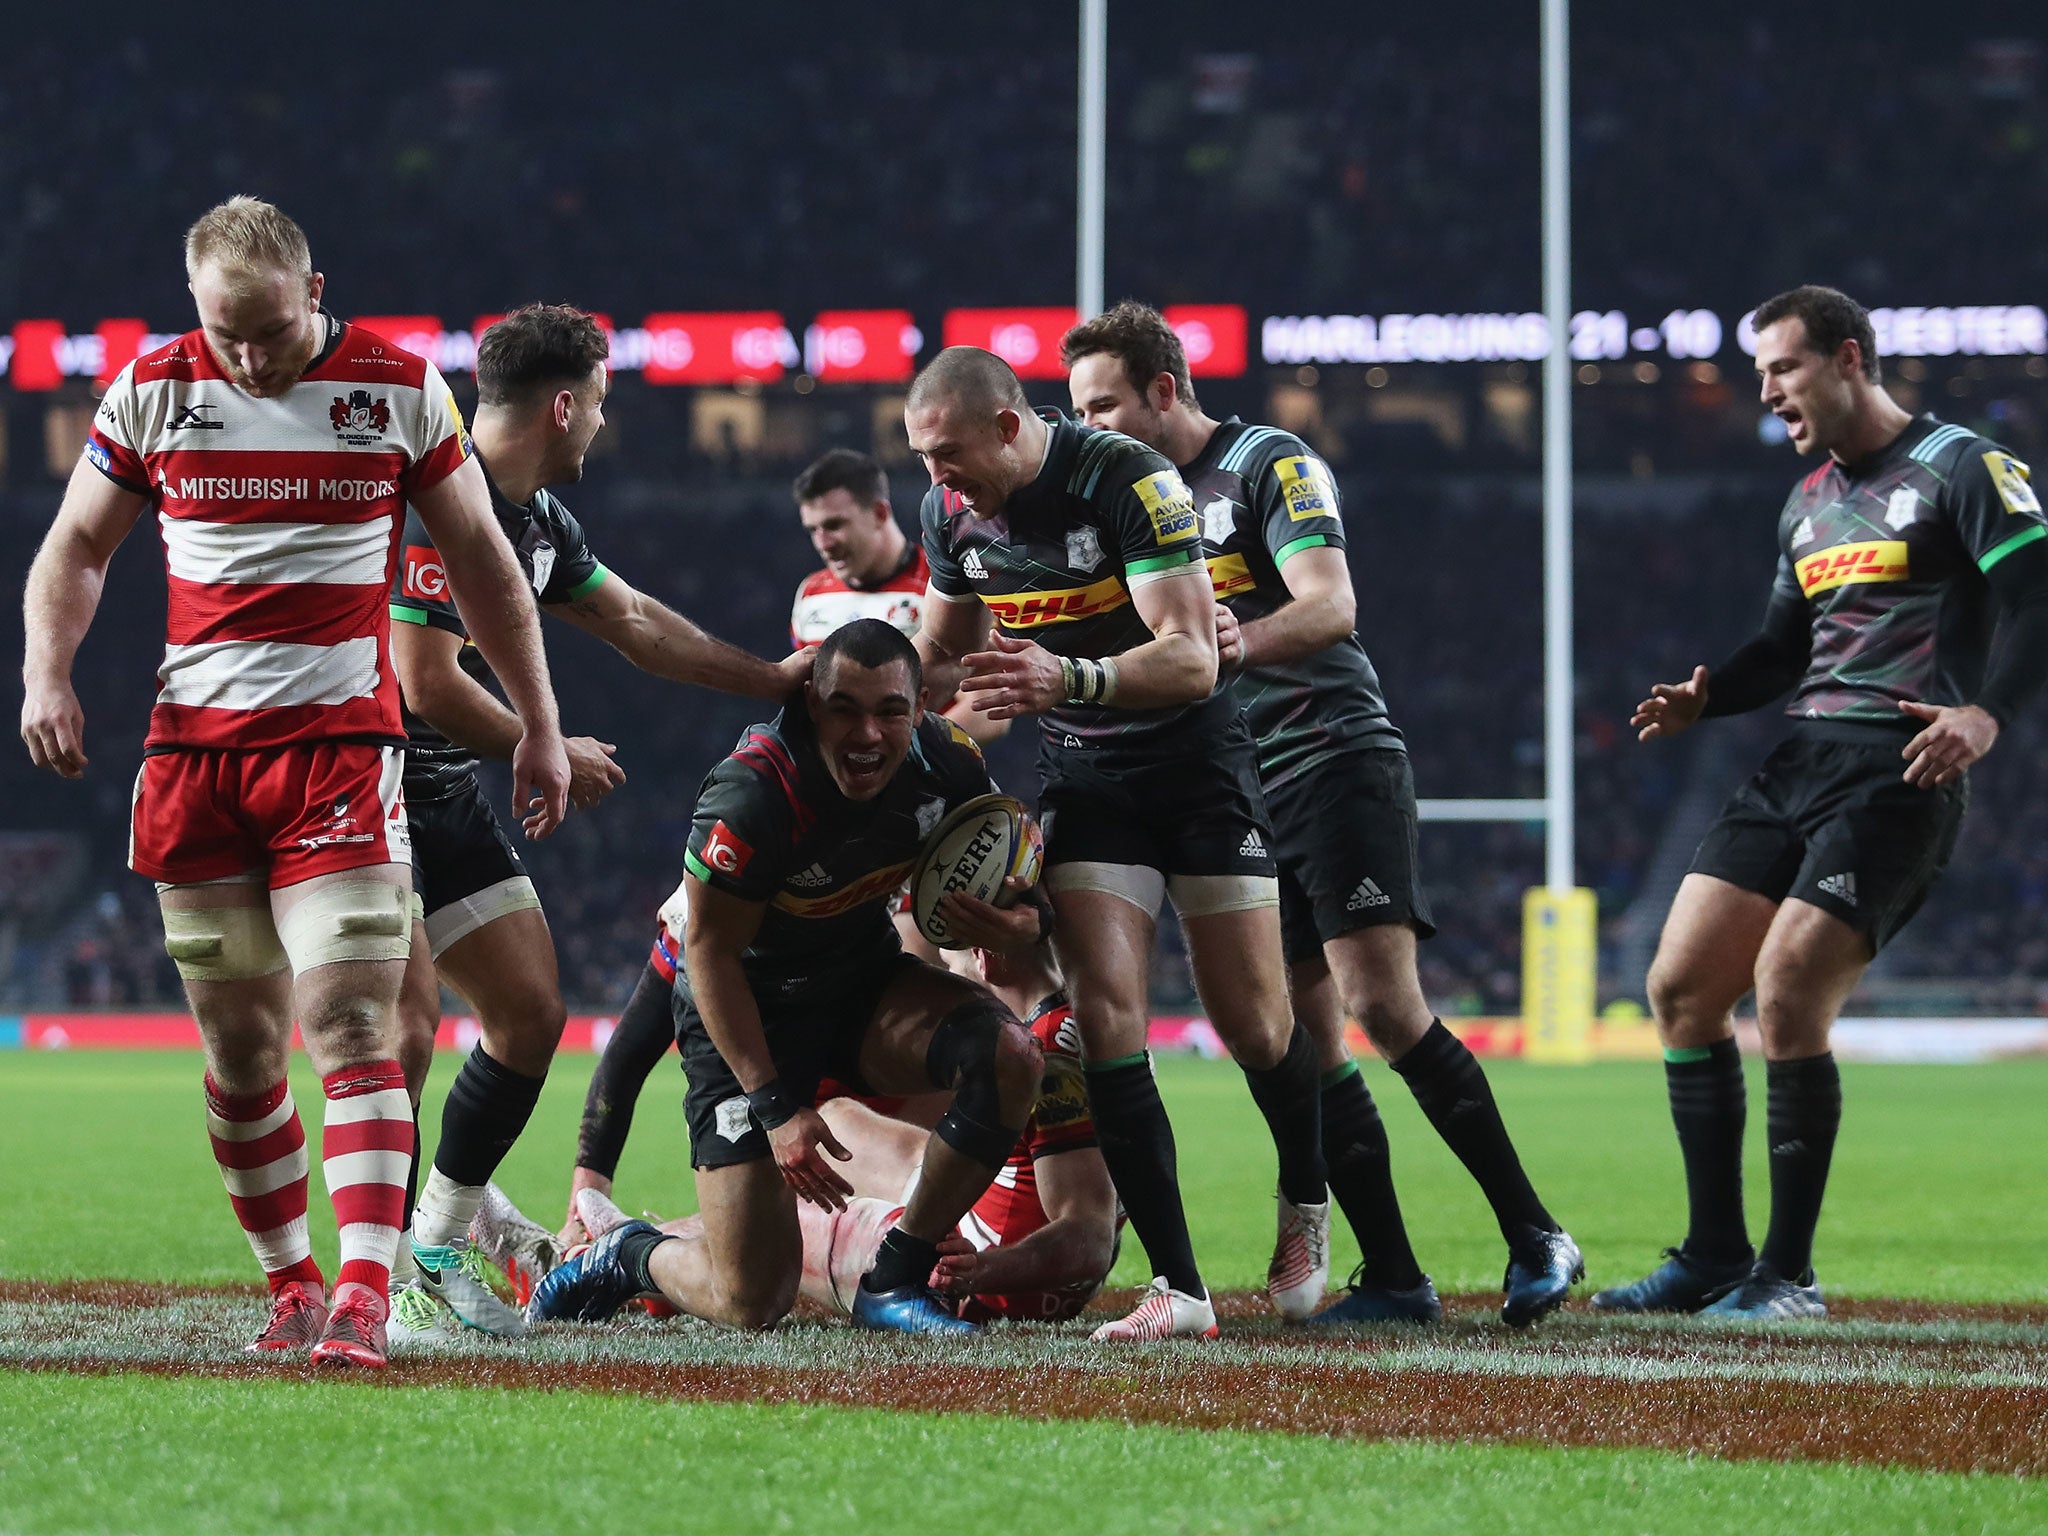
left=746, top=1079, right=801, bottom=1131
left=1060, top=655, right=1110, bottom=705
left=1098, top=656, right=1119, bottom=705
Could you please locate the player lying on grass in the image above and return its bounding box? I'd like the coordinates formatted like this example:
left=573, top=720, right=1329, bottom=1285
left=526, top=619, right=1050, bottom=1334
left=477, top=937, right=1121, bottom=1325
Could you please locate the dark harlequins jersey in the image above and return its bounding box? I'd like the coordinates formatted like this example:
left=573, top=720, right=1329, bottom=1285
left=1185, top=417, right=1402, bottom=788
left=681, top=708, right=995, bottom=991
left=388, top=464, right=609, bottom=800
left=1768, top=415, right=2048, bottom=724
left=923, top=412, right=1237, bottom=753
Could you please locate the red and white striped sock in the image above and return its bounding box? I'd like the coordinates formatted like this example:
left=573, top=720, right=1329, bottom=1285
left=320, top=1060, right=414, bottom=1300
left=204, top=1075, right=322, bottom=1294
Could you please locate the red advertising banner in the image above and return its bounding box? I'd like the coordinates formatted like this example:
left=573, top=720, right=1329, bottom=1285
left=1163, top=304, right=1248, bottom=377
left=641, top=311, right=791, bottom=384
left=94, top=319, right=150, bottom=389
left=806, top=310, right=918, bottom=382
left=941, top=307, right=1081, bottom=379
left=10, top=320, right=64, bottom=391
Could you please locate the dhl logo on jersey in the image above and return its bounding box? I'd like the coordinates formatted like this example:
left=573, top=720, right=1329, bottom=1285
left=1205, top=552, right=1255, bottom=598
left=771, top=859, right=916, bottom=918
left=1133, top=470, right=1198, bottom=544
left=1984, top=450, right=2041, bottom=515
left=985, top=575, right=1130, bottom=629
left=1275, top=455, right=1338, bottom=522
left=1795, top=540, right=1910, bottom=596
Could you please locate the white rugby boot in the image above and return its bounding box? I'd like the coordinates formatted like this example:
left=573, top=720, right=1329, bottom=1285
left=1267, top=1194, right=1332, bottom=1321
left=1088, top=1276, right=1219, bottom=1342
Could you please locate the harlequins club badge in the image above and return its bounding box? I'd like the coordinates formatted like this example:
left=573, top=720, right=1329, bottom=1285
left=330, top=389, right=391, bottom=445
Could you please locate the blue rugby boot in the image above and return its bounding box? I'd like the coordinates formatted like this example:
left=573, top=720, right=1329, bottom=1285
left=1590, top=1246, right=1753, bottom=1314
left=850, top=1280, right=980, bottom=1336
left=1501, top=1227, right=1583, bottom=1326
left=1306, top=1270, right=1442, bottom=1327
left=1700, top=1261, right=1826, bottom=1321
left=527, top=1220, right=662, bottom=1324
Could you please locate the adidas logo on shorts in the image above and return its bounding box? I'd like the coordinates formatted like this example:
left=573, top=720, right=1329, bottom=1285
left=1347, top=877, right=1392, bottom=912
left=1815, top=872, right=1857, bottom=906
left=1237, top=829, right=1267, bottom=860
left=789, top=863, right=831, bottom=889
left=961, top=548, right=990, bottom=580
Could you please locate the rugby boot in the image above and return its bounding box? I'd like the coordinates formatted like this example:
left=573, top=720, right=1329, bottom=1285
left=1307, top=1270, right=1442, bottom=1326
left=574, top=1185, right=635, bottom=1241
left=410, top=1234, right=530, bottom=1338
left=1088, top=1277, right=1220, bottom=1342
left=1266, top=1194, right=1332, bottom=1321
left=1501, top=1226, right=1584, bottom=1326
left=388, top=1278, right=464, bottom=1342
left=1590, top=1246, right=1753, bottom=1314
left=469, top=1181, right=563, bottom=1306
left=245, top=1280, right=326, bottom=1353
left=1699, top=1261, right=1827, bottom=1321
left=850, top=1280, right=979, bottom=1337
left=527, top=1220, right=661, bottom=1324
left=309, top=1282, right=389, bottom=1370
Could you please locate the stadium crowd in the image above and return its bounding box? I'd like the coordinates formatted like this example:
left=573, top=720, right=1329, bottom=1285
left=9, top=470, right=2046, bottom=1017
left=1, top=10, right=2040, bottom=324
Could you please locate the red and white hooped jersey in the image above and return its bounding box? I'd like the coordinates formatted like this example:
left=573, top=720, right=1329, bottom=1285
left=789, top=547, right=929, bottom=649
left=85, top=322, right=470, bottom=753
left=961, top=995, right=1096, bottom=1248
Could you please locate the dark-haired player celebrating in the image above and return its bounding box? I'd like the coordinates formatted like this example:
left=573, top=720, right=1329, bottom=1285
left=387, top=304, right=807, bottom=1336
left=1603, top=285, right=2048, bottom=1320
left=1063, top=302, right=1581, bottom=1326
left=529, top=620, right=1046, bottom=1335
left=907, top=346, right=1331, bottom=1342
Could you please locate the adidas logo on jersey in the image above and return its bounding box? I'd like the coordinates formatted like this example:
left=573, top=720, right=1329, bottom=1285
left=1815, top=872, right=1857, bottom=906
left=789, top=863, right=831, bottom=889
left=1346, top=877, right=1393, bottom=912
left=1791, top=516, right=1816, bottom=548
left=961, top=548, right=990, bottom=581
left=1238, top=830, right=1267, bottom=859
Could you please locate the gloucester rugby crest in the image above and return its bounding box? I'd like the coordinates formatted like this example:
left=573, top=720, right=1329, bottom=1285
left=330, top=389, right=392, bottom=445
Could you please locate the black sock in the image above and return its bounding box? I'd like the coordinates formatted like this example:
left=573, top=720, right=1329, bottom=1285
left=863, top=1228, right=939, bottom=1294
left=614, top=1225, right=673, bottom=1294
left=1666, top=1038, right=1753, bottom=1267
left=1391, top=1020, right=1555, bottom=1242
left=1320, top=1061, right=1425, bottom=1291
left=1085, top=1056, right=1203, bottom=1296
left=576, top=961, right=677, bottom=1179
left=1759, top=1052, right=1842, bottom=1281
left=1241, top=1024, right=1328, bottom=1208
left=403, top=1113, right=423, bottom=1230
left=432, top=1047, right=547, bottom=1187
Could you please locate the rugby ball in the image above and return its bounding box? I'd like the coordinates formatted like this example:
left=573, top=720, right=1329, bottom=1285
left=910, top=794, right=1044, bottom=949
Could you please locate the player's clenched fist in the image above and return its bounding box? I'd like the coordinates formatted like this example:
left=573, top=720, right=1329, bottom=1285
left=1632, top=665, right=1709, bottom=742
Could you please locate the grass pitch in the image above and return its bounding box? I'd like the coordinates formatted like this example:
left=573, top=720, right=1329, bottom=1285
left=2, top=1049, right=2043, bottom=1533
left=2, top=1050, right=2043, bottom=1301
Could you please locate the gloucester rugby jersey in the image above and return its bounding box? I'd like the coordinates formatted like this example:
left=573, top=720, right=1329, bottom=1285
left=790, top=547, right=929, bottom=648
left=922, top=411, right=1234, bottom=754
left=1185, top=418, right=1403, bottom=791
left=85, top=316, right=469, bottom=752
left=389, top=459, right=609, bottom=800
left=1767, top=415, right=2048, bottom=723
left=961, top=991, right=1096, bottom=1249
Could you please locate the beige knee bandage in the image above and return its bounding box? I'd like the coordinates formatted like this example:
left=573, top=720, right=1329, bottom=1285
left=276, top=880, right=414, bottom=971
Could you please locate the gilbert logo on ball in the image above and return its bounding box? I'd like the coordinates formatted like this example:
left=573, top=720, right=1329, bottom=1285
left=910, top=794, right=1039, bottom=949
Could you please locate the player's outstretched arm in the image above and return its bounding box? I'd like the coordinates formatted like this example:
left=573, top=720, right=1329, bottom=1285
left=931, top=1147, right=1119, bottom=1300
left=20, top=457, right=146, bottom=778
left=914, top=585, right=990, bottom=711
left=391, top=622, right=624, bottom=810
left=412, top=457, right=569, bottom=836
left=553, top=574, right=809, bottom=699
left=1235, top=544, right=1357, bottom=669
left=683, top=876, right=853, bottom=1210
left=1630, top=665, right=1710, bottom=741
